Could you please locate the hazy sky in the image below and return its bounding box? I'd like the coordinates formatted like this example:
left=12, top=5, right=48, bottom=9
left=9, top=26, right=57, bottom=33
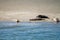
left=0, top=0, right=60, bottom=21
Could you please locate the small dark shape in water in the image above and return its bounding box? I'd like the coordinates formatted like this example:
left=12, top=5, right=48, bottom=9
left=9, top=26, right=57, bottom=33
left=56, top=18, right=60, bottom=23
left=37, top=15, right=49, bottom=19
left=30, top=15, right=49, bottom=21
left=16, top=20, right=20, bottom=23
left=30, top=19, right=45, bottom=21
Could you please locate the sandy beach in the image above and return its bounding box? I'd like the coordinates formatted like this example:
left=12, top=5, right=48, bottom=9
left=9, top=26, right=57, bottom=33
left=0, top=0, right=60, bottom=22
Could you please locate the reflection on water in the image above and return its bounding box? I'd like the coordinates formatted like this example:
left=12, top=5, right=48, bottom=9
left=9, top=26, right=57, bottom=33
left=0, top=22, right=60, bottom=40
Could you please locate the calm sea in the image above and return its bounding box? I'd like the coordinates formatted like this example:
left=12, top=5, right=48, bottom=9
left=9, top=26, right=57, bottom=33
left=0, top=21, right=60, bottom=40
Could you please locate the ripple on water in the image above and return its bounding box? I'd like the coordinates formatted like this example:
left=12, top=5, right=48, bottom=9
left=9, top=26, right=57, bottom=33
left=0, top=22, right=60, bottom=40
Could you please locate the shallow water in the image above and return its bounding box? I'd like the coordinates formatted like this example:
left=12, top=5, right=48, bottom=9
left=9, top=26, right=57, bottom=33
left=0, top=22, right=60, bottom=40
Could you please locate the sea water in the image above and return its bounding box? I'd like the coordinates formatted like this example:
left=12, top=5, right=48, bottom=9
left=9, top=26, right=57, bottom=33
left=0, top=21, right=60, bottom=40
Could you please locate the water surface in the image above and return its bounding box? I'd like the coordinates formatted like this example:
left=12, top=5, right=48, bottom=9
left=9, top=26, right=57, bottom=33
left=0, top=22, right=60, bottom=40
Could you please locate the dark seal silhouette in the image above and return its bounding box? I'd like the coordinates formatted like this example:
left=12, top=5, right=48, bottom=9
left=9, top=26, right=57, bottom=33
left=37, top=15, right=49, bottom=18
left=16, top=20, right=20, bottom=23
left=30, top=15, right=49, bottom=21
left=56, top=18, right=60, bottom=23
